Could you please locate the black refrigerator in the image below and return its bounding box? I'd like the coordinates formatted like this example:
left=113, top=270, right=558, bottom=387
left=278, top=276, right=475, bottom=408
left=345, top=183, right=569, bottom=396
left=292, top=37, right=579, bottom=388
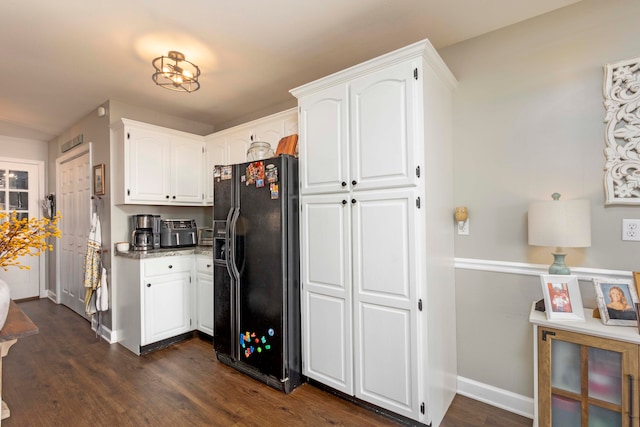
left=212, top=155, right=302, bottom=393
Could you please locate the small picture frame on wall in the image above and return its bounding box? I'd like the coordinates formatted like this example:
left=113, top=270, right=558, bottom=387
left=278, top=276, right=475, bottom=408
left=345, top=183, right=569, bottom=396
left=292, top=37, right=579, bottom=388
left=594, top=278, right=639, bottom=326
left=93, top=164, right=105, bottom=196
left=540, top=275, right=585, bottom=321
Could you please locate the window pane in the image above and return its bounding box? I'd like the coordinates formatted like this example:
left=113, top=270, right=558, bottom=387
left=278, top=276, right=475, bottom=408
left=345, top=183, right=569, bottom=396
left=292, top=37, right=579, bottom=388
left=9, top=192, right=28, bottom=211
left=588, top=347, right=622, bottom=404
left=0, top=170, right=5, bottom=188
left=0, top=192, right=4, bottom=210
left=588, top=404, right=622, bottom=427
left=552, top=340, right=581, bottom=394
left=9, top=170, right=28, bottom=190
left=552, top=395, right=581, bottom=426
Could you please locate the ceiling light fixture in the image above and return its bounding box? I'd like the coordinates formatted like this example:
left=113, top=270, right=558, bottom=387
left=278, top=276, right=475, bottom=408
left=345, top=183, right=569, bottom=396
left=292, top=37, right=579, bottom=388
left=152, top=51, right=200, bottom=93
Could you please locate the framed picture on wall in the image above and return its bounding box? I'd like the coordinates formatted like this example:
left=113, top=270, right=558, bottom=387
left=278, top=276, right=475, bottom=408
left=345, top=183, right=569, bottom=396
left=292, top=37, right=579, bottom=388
left=93, top=164, right=105, bottom=196
left=540, top=275, right=585, bottom=321
left=594, top=278, right=639, bottom=326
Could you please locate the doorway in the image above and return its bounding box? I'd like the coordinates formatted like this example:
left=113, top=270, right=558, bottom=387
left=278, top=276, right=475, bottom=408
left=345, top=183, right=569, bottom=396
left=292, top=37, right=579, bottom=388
left=0, top=159, right=45, bottom=300
left=56, top=146, right=92, bottom=317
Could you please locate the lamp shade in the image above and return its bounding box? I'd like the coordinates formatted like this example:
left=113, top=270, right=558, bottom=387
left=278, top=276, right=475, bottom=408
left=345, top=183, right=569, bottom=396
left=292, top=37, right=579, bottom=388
left=528, top=197, right=591, bottom=248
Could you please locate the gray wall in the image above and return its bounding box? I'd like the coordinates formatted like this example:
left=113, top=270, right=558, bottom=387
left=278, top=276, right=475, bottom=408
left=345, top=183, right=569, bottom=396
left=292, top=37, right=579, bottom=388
left=440, top=0, right=640, bottom=399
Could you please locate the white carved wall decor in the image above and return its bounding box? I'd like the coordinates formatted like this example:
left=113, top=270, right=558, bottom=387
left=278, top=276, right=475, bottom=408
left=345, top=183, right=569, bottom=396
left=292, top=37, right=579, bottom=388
left=603, top=57, right=640, bottom=204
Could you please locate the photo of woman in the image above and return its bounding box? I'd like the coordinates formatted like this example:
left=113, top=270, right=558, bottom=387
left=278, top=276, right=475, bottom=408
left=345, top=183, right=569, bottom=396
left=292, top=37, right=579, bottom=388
left=594, top=278, right=640, bottom=326
left=605, top=285, right=636, bottom=321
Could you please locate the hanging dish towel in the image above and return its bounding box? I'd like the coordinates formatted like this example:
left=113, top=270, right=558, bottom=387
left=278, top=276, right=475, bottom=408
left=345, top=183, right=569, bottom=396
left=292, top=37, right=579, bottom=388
left=96, top=267, right=109, bottom=312
left=83, top=212, right=102, bottom=316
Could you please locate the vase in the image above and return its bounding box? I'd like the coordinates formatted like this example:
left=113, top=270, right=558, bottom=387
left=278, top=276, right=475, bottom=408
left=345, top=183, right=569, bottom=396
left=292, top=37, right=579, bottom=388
left=0, top=280, right=10, bottom=331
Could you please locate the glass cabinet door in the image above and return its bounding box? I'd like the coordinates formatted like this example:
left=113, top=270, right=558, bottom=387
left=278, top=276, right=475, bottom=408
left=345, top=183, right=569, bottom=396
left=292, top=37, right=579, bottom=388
left=539, top=328, right=638, bottom=427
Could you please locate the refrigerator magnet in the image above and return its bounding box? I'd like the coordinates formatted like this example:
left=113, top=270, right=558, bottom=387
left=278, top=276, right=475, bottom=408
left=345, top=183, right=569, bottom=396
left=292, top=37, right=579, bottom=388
left=256, top=178, right=265, bottom=188
left=266, top=164, right=278, bottom=183
left=221, top=166, right=232, bottom=180
left=213, top=166, right=221, bottom=180
left=270, top=183, right=279, bottom=199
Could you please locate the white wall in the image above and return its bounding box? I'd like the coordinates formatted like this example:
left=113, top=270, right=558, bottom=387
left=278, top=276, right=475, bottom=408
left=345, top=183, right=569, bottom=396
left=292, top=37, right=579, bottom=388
left=439, top=0, right=640, bottom=413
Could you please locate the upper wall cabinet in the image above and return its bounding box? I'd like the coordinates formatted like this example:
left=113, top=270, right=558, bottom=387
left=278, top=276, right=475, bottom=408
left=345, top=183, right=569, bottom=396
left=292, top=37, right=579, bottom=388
left=203, top=108, right=298, bottom=204
left=296, top=60, right=419, bottom=195
left=112, top=119, right=204, bottom=206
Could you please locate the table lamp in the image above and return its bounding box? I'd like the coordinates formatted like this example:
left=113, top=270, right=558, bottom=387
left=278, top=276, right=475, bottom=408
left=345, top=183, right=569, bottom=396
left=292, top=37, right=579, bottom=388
left=528, top=193, right=591, bottom=275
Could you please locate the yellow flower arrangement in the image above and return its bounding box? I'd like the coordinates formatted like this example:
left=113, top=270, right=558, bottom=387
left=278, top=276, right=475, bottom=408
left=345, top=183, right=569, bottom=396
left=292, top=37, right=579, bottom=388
left=0, top=211, right=62, bottom=271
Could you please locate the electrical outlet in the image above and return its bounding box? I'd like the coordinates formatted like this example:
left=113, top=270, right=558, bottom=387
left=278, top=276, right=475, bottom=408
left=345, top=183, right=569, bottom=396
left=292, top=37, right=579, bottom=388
left=457, top=219, right=469, bottom=236
left=622, top=219, right=640, bottom=241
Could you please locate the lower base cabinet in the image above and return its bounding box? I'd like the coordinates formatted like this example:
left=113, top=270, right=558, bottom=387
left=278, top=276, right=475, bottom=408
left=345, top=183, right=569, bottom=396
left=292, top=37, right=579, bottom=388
left=196, top=255, right=214, bottom=336
left=531, top=303, right=640, bottom=427
left=117, top=255, right=194, bottom=355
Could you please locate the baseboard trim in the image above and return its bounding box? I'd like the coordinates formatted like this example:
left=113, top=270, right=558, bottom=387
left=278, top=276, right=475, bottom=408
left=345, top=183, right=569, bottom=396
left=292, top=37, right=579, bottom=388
left=90, top=316, right=116, bottom=344
left=457, top=376, right=534, bottom=420
left=454, top=258, right=632, bottom=281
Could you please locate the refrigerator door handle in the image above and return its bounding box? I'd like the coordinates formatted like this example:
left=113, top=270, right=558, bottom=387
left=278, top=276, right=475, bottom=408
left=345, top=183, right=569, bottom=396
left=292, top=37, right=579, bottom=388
left=228, top=207, right=241, bottom=282
left=224, top=207, right=235, bottom=278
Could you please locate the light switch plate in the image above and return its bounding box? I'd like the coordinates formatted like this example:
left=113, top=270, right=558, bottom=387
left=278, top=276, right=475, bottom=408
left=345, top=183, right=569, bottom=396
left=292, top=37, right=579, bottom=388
left=622, top=219, right=640, bottom=241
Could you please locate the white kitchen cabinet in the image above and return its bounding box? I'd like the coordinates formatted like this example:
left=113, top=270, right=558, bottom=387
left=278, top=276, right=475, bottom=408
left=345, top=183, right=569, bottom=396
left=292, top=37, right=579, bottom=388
left=203, top=108, right=298, bottom=204
left=204, top=137, right=226, bottom=204
left=297, top=61, right=418, bottom=196
left=113, top=118, right=204, bottom=206
left=196, top=255, right=214, bottom=336
left=297, top=85, right=349, bottom=195
left=116, top=254, right=194, bottom=355
left=291, top=39, right=457, bottom=426
left=300, top=193, right=353, bottom=394
left=142, top=257, right=192, bottom=345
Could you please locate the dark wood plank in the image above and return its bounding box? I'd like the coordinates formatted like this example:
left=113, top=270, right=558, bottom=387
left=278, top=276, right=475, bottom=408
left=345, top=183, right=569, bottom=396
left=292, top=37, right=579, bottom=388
left=1, top=299, right=532, bottom=426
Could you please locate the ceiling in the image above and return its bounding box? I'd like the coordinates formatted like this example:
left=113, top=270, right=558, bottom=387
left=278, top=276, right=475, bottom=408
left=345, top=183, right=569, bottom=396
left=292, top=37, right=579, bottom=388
left=1, top=0, right=583, bottom=141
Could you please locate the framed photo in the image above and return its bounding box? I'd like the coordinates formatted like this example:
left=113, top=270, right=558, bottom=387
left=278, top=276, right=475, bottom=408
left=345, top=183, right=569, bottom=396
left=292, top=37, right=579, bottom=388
left=92, top=164, right=105, bottom=196
left=593, top=278, right=639, bottom=326
left=540, top=275, right=585, bottom=321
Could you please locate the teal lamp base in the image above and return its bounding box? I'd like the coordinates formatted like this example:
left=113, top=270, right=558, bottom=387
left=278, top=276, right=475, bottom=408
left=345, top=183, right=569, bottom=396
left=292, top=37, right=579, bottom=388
left=548, top=252, right=571, bottom=275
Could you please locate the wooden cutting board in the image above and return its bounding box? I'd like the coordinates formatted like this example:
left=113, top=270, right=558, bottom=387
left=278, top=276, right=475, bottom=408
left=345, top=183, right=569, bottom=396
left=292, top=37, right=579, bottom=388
left=275, top=134, right=298, bottom=156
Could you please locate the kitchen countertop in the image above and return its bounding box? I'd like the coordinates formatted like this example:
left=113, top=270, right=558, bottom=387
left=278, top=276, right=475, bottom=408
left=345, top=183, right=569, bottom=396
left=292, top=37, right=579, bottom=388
left=115, top=246, right=213, bottom=259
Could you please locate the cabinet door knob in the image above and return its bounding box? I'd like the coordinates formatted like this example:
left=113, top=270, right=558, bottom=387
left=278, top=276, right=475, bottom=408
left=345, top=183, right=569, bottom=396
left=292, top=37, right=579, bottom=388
left=206, top=264, right=211, bottom=268
left=172, top=196, right=176, bottom=199
left=146, top=283, right=151, bottom=287
left=341, top=181, right=347, bottom=187
left=168, top=265, right=173, bottom=269
left=342, top=200, right=347, bottom=205
left=165, top=195, right=170, bottom=199
left=351, top=199, right=356, bottom=204
left=352, top=180, right=357, bottom=186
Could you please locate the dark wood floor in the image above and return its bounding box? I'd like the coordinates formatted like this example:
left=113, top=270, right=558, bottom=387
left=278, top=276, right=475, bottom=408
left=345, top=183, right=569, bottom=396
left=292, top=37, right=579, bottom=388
left=2, top=299, right=532, bottom=426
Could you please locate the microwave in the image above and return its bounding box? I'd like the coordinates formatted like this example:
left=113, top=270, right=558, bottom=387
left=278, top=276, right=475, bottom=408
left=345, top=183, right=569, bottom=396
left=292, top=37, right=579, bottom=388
left=198, top=228, right=214, bottom=246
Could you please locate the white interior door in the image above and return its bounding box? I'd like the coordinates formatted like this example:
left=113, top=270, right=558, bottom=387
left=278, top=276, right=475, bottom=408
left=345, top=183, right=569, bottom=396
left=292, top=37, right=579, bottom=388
left=0, top=160, right=44, bottom=300
left=57, top=149, right=91, bottom=317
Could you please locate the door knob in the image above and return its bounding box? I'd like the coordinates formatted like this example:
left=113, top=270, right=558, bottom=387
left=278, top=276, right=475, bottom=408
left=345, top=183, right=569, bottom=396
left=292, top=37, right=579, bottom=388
left=146, top=283, right=151, bottom=287
left=352, top=180, right=357, bottom=186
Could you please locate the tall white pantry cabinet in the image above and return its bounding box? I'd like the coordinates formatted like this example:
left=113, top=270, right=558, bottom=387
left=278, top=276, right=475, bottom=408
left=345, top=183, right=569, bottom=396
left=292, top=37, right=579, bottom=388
left=290, top=39, right=457, bottom=426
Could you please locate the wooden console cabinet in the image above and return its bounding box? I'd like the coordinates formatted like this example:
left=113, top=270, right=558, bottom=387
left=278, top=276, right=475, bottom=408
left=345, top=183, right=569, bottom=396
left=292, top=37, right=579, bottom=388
left=530, top=303, right=640, bottom=426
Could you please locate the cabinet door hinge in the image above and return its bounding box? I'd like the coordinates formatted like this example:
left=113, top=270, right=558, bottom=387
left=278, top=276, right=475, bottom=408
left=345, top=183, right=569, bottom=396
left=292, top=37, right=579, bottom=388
left=416, top=197, right=421, bottom=209
left=189, top=276, right=192, bottom=283
left=127, top=132, right=130, bottom=140
left=416, top=165, right=421, bottom=178
left=202, top=146, right=205, bottom=153
left=420, top=402, right=425, bottom=414
left=414, top=68, right=419, bottom=80
left=542, top=330, right=556, bottom=341
left=127, top=189, right=130, bottom=196
left=418, top=299, right=423, bottom=311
